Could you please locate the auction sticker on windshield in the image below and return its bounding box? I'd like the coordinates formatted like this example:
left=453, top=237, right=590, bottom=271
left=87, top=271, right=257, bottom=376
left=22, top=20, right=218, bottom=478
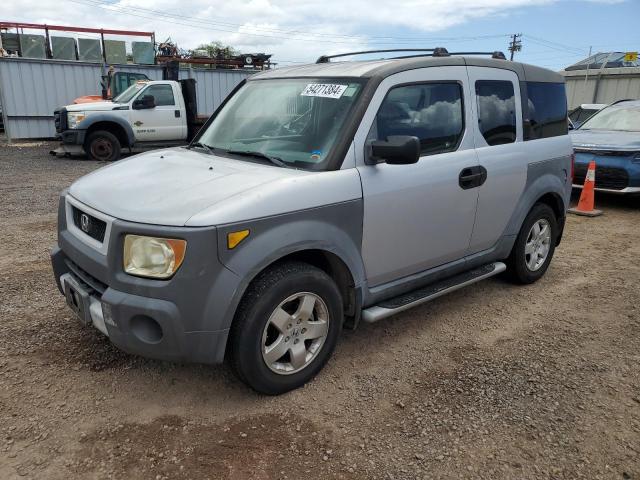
left=301, top=84, right=348, bottom=99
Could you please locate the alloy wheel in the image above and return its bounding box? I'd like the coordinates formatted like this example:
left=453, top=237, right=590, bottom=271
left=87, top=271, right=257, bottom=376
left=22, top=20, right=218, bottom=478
left=525, top=218, right=551, bottom=271
left=261, top=292, right=330, bottom=375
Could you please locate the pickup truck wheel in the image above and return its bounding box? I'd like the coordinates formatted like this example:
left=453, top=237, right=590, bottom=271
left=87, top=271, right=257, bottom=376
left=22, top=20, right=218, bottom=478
left=230, top=262, right=343, bottom=395
left=506, top=203, right=557, bottom=284
left=85, top=130, right=121, bottom=162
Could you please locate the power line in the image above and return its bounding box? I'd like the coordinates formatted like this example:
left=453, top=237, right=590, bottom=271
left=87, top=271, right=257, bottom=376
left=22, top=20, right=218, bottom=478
left=59, top=0, right=599, bottom=66
left=64, top=0, right=512, bottom=46
left=522, top=34, right=586, bottom=55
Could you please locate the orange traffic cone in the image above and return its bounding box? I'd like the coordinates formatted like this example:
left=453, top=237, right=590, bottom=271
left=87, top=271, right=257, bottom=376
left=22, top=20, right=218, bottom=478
left=568, top=160, right=603, bottom=217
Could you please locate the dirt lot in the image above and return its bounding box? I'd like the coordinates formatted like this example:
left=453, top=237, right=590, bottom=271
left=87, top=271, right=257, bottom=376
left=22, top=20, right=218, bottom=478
left=1, top=140, right=639, bottom=480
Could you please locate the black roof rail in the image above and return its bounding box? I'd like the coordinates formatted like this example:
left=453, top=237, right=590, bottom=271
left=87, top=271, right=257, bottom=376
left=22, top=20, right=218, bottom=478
left=315, top=48, right=507, bottom=63
left=447, top=51, right=507, bottom=60
left=316, top=48, right=446, bottom=63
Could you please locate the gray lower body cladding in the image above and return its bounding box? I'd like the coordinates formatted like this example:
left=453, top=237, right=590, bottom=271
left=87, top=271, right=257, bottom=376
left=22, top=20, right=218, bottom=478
left=51, top=195, right=366, bottom=365
left=51, top=194, right=238, bottom=364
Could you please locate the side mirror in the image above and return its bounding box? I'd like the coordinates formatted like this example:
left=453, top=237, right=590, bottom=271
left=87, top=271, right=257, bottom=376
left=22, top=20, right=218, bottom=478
left=133, top=95, right=156, bottom=110
left=368, top=135, right=420, bottom=165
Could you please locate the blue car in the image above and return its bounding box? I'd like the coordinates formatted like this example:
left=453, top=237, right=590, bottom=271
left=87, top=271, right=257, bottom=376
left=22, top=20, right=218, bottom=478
left=570, top=100, right=640, bottom=194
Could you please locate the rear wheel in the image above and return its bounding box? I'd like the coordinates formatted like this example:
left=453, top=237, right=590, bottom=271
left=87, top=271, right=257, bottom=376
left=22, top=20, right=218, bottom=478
left=230, top=262, right=343, bottom=395
left=85, top=130, right=121, bottom=162
left=506, top=203, right=557, bottom=284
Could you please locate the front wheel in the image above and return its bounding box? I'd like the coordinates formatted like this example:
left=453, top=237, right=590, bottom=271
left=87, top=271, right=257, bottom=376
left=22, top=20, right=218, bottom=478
left=85, top=130, right=121, bottom=162
left=229, top=262, right=343, bottom=395
left=506, top=203, right=558, bottom=284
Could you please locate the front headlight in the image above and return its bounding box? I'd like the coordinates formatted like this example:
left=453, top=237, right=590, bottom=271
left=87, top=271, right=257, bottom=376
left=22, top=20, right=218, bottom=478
left=67, top=112, right=86, bottom=129
left=123, top=235, right=187, bottom=279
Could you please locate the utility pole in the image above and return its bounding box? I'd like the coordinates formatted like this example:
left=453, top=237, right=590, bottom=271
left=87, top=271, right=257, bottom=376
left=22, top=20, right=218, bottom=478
left=508, top=33, right=522, bottom=61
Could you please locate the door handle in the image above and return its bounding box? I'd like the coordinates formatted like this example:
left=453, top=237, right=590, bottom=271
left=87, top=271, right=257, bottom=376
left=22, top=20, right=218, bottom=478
left=174, top=110, right=181, bottom=118
left=460, top=172, right=482, bottom=182
left=459, top=166, right=487, bottom=189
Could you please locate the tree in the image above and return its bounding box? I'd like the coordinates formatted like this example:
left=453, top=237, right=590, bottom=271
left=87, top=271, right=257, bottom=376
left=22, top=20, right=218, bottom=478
left=193, top=41, right=237, bottom=59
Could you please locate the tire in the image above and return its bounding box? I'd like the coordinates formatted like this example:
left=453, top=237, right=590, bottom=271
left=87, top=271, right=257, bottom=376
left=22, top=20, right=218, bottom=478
left=85, top=130, right=121, bottom=162
left=506, top=203, right=558, bottom=284
left=229, top=261, right=343, bottom=395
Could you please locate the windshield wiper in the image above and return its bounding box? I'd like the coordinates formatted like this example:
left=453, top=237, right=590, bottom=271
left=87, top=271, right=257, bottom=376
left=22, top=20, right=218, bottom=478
left=191, top=141, right=215, bottom=154
left=226, top=150, right=289, bottom=168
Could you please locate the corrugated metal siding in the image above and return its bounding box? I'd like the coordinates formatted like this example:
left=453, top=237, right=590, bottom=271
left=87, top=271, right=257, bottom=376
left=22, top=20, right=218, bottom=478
left=0, top=57, right=256, bottom=140
left=561, top=67, right=640, bottom=109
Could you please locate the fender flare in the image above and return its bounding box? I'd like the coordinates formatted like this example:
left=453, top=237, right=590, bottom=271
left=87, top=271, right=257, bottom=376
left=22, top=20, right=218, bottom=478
left=81, top=114, right=136, bottom=147
left=206, top=201, right=367, bottom=334
left=504, top=171, right=569, bottom=238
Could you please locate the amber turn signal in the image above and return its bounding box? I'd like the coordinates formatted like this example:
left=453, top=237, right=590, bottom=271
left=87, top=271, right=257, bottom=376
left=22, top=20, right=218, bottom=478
left=227, top=229, right=250, bottom=249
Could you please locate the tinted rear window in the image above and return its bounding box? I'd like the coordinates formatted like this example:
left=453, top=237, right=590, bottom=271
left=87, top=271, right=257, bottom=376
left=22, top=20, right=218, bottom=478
left=475, top=80, right=517, bottom=146
left=525, top=82, right=568, bottom=140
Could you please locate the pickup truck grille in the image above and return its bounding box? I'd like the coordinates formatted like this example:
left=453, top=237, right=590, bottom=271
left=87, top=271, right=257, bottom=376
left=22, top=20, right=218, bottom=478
left=574, top=163, right=629, bottom=190
left=53, top=107, right=67, bottom=133
left=72, top=206, right=107, bottom=242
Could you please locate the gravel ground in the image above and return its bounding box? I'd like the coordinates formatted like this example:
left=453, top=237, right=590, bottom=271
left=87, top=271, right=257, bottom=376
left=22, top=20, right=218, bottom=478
left=1, top=140, right=639, bottom=480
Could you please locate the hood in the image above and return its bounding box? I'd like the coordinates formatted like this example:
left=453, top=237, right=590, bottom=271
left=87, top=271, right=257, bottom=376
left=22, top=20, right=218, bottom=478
left=69, top=148, right=310, bottom=226
left=570, top=129, right=640, bottom=151
left=65, top=101, right=124, bottom=112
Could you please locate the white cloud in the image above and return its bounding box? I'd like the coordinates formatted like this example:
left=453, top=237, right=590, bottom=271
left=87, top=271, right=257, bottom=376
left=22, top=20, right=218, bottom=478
left=0, top=0, right=618, bottom=64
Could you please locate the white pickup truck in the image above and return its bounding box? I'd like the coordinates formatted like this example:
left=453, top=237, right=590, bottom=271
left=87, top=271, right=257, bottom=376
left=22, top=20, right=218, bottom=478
left=54, top=79, right=207, bottom=161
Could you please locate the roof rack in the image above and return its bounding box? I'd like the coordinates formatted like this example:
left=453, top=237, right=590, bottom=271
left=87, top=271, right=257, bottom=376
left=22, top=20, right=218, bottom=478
left=316, top=48, right=507, bottom=63
left=316, top=48, right=447, bottom=63
left=449, top=51, right=507, bottom=60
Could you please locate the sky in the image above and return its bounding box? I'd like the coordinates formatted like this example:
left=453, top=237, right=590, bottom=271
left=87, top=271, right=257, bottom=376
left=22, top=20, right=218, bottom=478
left=1, top=0, right=639, bottom=71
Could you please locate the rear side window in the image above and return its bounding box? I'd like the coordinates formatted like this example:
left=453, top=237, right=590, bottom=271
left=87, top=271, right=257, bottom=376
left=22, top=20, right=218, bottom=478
left=568, top=108, right=582, bottom=123
left=578, top=108, right=597, bottom=123
left=475, top=80, right=516, bottom=146
left=525, top=82, right=567, bottom=140
left=142, top=84, right=175, bottom=106
left=373, top=82, right=464, bottom=156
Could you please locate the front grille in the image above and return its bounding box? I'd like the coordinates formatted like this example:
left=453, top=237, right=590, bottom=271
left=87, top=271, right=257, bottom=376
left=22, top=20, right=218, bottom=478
left=574, top=163, right=629, bottom=190
left=54, top=107, right=67, bottom=133
left=72, top=206, right=107, bottom=242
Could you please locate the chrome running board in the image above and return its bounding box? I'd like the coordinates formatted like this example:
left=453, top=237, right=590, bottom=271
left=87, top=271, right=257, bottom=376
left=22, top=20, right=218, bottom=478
left=362, top=262, right=506, bottom=323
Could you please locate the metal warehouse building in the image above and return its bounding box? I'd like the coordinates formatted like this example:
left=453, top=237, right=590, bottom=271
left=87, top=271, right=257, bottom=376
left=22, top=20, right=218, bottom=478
left=561, top=52, right=640, bottom=109
left=0, top=57, right=255, bottom=141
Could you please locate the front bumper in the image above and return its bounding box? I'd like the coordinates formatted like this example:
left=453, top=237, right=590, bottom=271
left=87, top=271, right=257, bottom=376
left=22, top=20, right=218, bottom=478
left=51, top=245, right=231, bottom=364
left=50, top=193, right=244, bottom=365
left=573, top=152, right=640, bottom=194
left=59, top=129, right=86, bottom=145
left=572, top=183, right=640, bottom=195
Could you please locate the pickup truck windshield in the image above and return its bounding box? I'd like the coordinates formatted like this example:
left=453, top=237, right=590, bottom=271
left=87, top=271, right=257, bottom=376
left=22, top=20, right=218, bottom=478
left=197, top=78, right=365, bottom=169
left=113, top=82, right=148, bottom=104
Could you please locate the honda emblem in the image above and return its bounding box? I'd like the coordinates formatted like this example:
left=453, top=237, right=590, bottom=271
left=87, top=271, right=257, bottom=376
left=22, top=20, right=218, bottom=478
left=80, top=213, right=90, bottom=233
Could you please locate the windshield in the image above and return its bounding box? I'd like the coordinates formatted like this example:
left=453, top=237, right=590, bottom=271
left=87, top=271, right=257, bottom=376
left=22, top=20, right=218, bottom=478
left=580, top=105, right=640, bottom=132
left=113, top=82, right=148, bottom=103
left=196, top=78, right=366, bottom=169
